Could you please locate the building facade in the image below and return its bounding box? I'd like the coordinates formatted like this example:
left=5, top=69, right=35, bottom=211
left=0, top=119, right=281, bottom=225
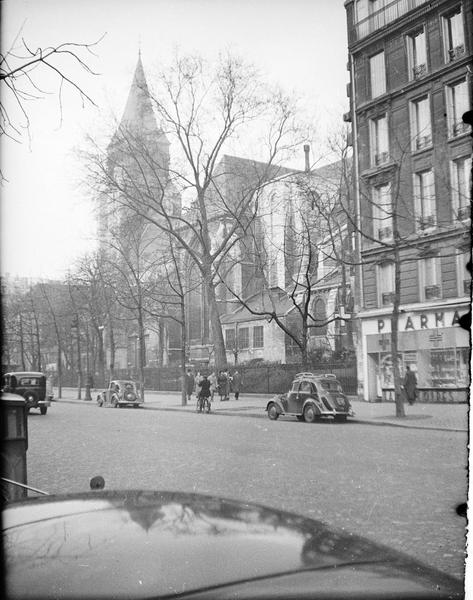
left=345, top=0, right=471, bottom=401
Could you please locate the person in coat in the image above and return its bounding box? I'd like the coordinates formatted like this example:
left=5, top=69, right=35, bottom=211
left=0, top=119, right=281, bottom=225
left=217, top=370, right=229, bottom=401
left=185, top=370, right=195, bottom=403
left=231, top=370, right=242, bottom=400
left=403, top=366, right=417, bottom=405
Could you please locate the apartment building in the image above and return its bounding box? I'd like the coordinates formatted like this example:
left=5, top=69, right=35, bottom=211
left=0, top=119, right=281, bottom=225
left=344, top=0, right=471, bottom=401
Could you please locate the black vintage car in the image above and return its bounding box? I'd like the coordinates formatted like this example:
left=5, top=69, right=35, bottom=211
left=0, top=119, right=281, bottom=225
left=266, top=373, right=354, bottom=423
left=1, top=372, right=51, bottom=415
left=2, top=489, right=464, bottom=599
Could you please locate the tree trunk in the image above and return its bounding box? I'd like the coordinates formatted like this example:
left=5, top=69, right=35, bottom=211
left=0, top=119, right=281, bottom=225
left=204, top=275, right=227, bottom=371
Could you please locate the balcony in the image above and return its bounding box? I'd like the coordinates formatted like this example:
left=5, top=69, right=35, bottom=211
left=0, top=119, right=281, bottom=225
left=458, top=205, right=471, bottom=221
left=354, top=0, right=428, bottom=41
left=415, top=135, right=431, bottom=150
left=375, top=151, right=390, bottom=166
left=412, top=63, right=427, bottom=79
left=425, top=284, right=441, bottom=300
left=448, top=44, right=465, bottom=62
left=452, top=120, right=469, bottom=137
left=418, top=214, right=435, bottom=231
left=378, top=225, right=393, bottom=241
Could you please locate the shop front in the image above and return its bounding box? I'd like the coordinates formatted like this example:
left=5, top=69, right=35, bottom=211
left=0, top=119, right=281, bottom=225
left=361, top=306, right=469, bottom=403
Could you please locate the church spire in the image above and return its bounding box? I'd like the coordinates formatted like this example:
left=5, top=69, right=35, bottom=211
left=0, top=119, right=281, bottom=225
left=119, top=52, right=157, bottom=133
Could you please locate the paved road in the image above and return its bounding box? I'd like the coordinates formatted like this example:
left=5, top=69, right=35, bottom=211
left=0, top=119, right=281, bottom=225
left=26, top=402, right=467, bottom=580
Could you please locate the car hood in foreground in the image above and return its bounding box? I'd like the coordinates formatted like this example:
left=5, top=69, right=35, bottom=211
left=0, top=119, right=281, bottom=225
left=3, top=490, right=463, bottom=599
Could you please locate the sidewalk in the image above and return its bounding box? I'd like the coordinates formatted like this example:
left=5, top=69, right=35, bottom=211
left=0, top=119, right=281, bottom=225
left=54, top=388, right=468, bottom=432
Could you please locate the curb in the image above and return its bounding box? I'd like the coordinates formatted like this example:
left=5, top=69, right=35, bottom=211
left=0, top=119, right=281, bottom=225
left=53, top=398, right=466, bottom=431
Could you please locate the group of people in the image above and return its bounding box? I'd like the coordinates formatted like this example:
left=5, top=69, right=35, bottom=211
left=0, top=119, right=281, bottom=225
left=185, top=368, right=242, bottom=405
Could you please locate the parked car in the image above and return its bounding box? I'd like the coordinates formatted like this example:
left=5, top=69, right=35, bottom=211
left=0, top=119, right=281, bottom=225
left=96, top=380, right=143, bottom=408
left=2, top=489, right=463, bottom=599
left=266, top=372, right=353, bottom=423
left=1, top=372, right=51, bottom=415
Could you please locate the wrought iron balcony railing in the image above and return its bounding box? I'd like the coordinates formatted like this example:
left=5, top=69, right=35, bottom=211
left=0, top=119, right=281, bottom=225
left=354, top=0, right=427, bottom=41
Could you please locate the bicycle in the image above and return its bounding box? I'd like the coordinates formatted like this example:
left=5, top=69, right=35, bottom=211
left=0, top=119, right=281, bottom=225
left=196, top=393, right=211, bottom=413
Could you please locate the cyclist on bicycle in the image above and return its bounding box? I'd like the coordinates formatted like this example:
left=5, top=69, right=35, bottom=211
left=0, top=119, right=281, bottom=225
left=197, top=375, right=211, bottom=412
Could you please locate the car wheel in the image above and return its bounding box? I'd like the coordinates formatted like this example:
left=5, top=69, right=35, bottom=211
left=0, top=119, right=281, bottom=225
left=40, top=406, right=47, bottom=415
left=303, top=404, right=317, bottom=423
left=97, top=396, right=103, bottom=407
left=296, top=415, right=305, bottom=421
left=267, top=403, right=279, bottom=420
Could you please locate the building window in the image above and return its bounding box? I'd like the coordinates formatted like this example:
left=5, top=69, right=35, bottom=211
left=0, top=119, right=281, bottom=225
left=457, top=251, right=471, bottom=296
left=451, top=156, right=471, bottom=221
left=378, top=262, right=394, bottom=306
left=420, top=256, right=441, bottom=301
left=369, top=114, right=389, bottom=166
left=407, top=29, right=427, bottom=80
left=445, top=80, right=469, bottom=138
left=238, top=327, right=249, bottom=349
left=372, top=183, right=392, bottom=241
left=225, top=329, right=235, bottom=350
left=369, top=51, right=386, bottom=98
left=413, top=170, right=436, bottom=231
left=253, top=326, right=264, bottom=348
left=410, top=96, right=431, bottom=151
left=442, top=8, right=465, bottom=62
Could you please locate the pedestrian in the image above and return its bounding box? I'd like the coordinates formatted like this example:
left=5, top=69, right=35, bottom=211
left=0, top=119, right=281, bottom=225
left=208, top=371, right=217, bottom=402
left=231, top=369, right=242, bottom=400
left=403, top=366, right=417, bottom=406
left=185, top=369, right=195, bottom=403
left=217, top=370, right=229, bottom=401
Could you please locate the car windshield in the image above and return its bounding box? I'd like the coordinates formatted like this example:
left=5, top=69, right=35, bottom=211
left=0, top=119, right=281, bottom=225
left=1, top=1, right=469, bottom=595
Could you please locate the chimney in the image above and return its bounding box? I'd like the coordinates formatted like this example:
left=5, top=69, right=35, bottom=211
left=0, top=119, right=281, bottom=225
left=303, top=144, right=310, bottom=173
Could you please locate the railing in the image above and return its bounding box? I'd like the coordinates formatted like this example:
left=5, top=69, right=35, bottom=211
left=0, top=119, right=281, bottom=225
left=355, top=0, right=427, bottom=40
left=382, top=387, right=468, bottom=403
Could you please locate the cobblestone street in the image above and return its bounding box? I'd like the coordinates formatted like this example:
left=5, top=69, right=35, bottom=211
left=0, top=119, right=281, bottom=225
left=25, top=402, right=467, bottom=581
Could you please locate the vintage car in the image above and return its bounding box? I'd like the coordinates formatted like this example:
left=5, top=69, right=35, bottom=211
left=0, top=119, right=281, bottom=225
left=1, top=372, right=51, bottom=415
left=2, top=488, right=464, bottom=599
left=266, top=372, right=354, bottom=423
left=96, top=380, right=143, bottom=408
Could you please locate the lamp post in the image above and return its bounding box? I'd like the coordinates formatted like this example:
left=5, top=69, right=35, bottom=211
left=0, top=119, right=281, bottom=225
left=98, top=325, right=105, bottom=387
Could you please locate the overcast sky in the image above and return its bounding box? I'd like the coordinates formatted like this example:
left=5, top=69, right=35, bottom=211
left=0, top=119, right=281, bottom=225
left=1, top=0, right=349, bottom=279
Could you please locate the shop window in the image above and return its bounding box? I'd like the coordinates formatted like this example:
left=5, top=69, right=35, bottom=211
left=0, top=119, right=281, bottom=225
left=372, top=183, right=392, bottom=241
left=238, top=327, right=249, bottom=349
left=442, top=8, right=465, bottom=63
left=369, top=114, right=389, bottom=167
left=369, top=51, right=386, bottom=99
left=413, top=169, right=436, bottom=232
left=407, top=28, right=427, bottom=80
left=377, top=262, right=395, bottom=305
left=451, top=156, right=471, bottom=221
left=445, top=79, right=469, bottom=138
left=430, top=348, right=468, bottom=387
left=409, top=95, right=431, bottom=151
left=419, top=257, right=441, bottom=301
left=253, top=326, right=264, bottom=348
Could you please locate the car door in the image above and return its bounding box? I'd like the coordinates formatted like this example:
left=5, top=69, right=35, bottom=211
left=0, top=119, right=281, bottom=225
left=287, top=381, right=308, bottom=413
left=284, top=382, right=299, bottom=412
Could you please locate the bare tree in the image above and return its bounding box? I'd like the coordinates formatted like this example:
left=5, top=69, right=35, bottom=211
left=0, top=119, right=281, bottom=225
left=86, top=51, right=304, bottom=371
left=1, top=33, right=101, bottom=151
